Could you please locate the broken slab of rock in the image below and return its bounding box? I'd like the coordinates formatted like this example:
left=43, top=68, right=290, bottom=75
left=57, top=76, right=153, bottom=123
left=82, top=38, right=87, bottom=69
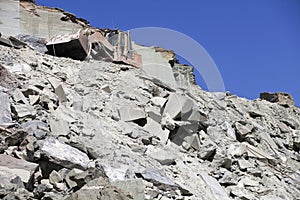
left=22, top=120, right=49, bottom=139
left=11, top=104, right=36, bottom=118
left=169, top=122, right=199, bottom=146
left=69, top=184, right=132, bottom=200
left=163, top=93, right=194, bottom=119
left=0, top=92, right=12, bottom=124
left=0, top=154, right=38, bottom=191
left=260, top=92, right=295, bottom=107
left=46, top=31, right=90, bottom=61
left=143, top=118, right=169, bottom=144
left=234, top=122, right=254, bottom=141
left=118, top=106, right=146, bottom=122
left=15, top=34, right=48, bottom=53
left=199, top=172, right=231, bottom=200
left=150, top=96, right=167, bottom=107
left=11, top=88, right=29, bottom=105
left=49, top=118, right=70, bottom=137
left=111, top=179, right=145, bottom=200
left=136, top=168, right=192, bottom=196
left=147, top=145, right=177, bottom=165
left=4, top=130, right=28, bottom=146
left=0, top=170, right=25, bottom=190
left=38, top=137, right=90, bottom=170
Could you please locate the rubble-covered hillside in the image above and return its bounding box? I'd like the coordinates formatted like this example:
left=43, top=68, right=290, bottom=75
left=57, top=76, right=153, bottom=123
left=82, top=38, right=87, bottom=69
left=0, top=1, right=299, bottom=200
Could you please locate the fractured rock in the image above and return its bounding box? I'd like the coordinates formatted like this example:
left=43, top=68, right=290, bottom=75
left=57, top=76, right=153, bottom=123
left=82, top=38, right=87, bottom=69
left=147, top=145, right=177, bottom=165
left=0, top=92, right=12, bottom=124
left=0, top=154, right=38, bottom=190
left=39, top=137, right=90, bottom=170
left=234, top=122, right=253, bottom=141
left=260, top=92, right=295, bottom=107
left=170, top=122, right=199, bottom=146
left=163, top=93, right=194, bottom=119
left=199, top=172, right=230, bottom=200
left=111, top=179, right=145, bottom=200
left=54, top=84, right=68, bottom=103
left=22, top=120, right=49, bottom=139
left=49, top=118, right=70, bottom=136
left=118, top=106, right=146, bottom=122
left=143, top=118, right=169, bottom=144
left=11, top=104, right=36, bottom=118
left=150, top=96, right=167, bottom=107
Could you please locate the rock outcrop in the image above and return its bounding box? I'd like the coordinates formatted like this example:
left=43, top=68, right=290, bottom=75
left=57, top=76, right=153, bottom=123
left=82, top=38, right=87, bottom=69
left=0, top=1, right=299, bottom=200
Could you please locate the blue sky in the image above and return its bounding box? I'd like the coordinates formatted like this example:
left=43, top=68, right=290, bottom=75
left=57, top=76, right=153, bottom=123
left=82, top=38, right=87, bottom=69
left=36, top=0, right=300, bottom=106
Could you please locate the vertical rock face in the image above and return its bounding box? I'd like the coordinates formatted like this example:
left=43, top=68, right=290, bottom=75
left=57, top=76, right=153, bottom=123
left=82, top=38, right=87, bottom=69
left=0, top=1, right=299, bottom=200
left=0, top=0, right=20, bottom=36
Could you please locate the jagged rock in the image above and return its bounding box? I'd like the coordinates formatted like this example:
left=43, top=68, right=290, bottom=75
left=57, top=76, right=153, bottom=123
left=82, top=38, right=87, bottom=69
left=146, top=106, right=162, bottom=123
left=150, top=97, right=167, bottom=107
left=49, top=170, right=63, bottom=185
left=0, top=3, right=299, bottom=199
left=15, top=34, right=48, bottom=53
left=137, top=169, right=175, bottom=188
left=39, top=137, right=90, bottom=170
left=170, top=122, right=199, bottom=146
left=147, top=145, right=177, bottom=165
left=11, top=104, right=36, bottom=118
left=49, top=118, right=70, bottom=137
left=182, top=133, right=201, bottom=151
left=11, top=89, right=29, bottom=104
left=229, top=186, right=255, bottom=200
left=197, top=132, right=217, bottom=161
left=69, top=184, right=132, bottom=200
left=234, top=122, right=254, bottom=141
left=33, top=181, right=53, bottom=199
left=260, top=92, right=295, bottom=107
left=0, top=92, right=12, bottom=124
left=0, top=170, right=25, bottom=189
left=22, top=120, right=49, bottom=139
left=101, top=84, right=111, bottom=93
left=54, top=84, right=68, bottom=103
left=237, top=159, right=255, bottom=170
left=163, top=93, right=194, bottom=119
left=118, top=106, right=146, bottom=122
left=5, top=130, right=27, bottom=146
left=199, top=172, right=230, bottom=200
left=111, top=179, right=145, bottom=200
left=143, top=118, right=169, bottom=144
left=0, top=154, right=38, bottom=190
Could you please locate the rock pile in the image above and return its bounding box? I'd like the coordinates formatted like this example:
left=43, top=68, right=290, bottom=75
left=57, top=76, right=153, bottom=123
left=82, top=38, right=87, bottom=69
left=0, top=2, right=299, bottom=200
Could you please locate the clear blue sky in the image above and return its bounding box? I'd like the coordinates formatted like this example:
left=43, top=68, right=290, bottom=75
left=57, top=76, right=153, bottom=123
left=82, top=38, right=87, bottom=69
left=36, top=0, right=300, bottom=106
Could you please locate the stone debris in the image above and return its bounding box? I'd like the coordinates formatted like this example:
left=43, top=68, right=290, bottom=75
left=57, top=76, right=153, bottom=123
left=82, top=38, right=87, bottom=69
left=0, top=91, right=12, bottom=124
left=0, top=1, right=299, bottom=199
left=39, top=137, right=90, bottom=170
left=0, top=154, right=38, bottom=190
left=118, top=106, right=146, bottom=122
left=260, top=92, right=295, bottom=107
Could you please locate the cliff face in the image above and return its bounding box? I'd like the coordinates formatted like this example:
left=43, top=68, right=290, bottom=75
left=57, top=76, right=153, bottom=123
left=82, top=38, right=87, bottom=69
left=0, top=2, right=299, bottom=200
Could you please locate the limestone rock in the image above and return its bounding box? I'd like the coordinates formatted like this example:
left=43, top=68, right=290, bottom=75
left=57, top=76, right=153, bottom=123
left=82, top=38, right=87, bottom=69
left=0, top=92, right=12, bottom=124
left=39, top=137, right=90, bottom=170
left=0, top=154, right=38, bottom=190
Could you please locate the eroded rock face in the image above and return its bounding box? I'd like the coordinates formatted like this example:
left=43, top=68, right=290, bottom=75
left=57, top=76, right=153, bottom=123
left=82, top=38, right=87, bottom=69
left=0, top=2, right=299, bottom=200
left=260, top=92, right=295, bottom=107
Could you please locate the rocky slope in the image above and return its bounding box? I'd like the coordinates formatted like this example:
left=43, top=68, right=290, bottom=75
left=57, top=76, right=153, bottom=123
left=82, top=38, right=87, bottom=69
left=0, top=1, right=299, bottom=200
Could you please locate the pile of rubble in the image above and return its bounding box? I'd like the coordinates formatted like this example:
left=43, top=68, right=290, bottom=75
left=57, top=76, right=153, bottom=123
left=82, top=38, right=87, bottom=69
left=0, top=1, right=299, bottom=200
